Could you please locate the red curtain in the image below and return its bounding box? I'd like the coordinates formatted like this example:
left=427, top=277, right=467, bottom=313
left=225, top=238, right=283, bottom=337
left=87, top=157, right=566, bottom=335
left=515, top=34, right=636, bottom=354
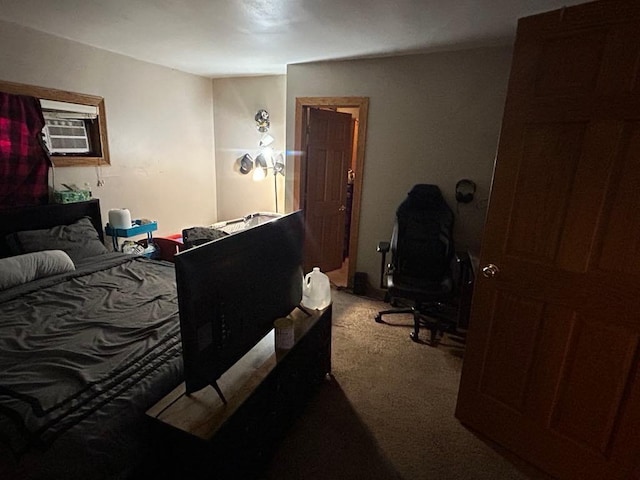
left=0, top=92, right=51, bottom=209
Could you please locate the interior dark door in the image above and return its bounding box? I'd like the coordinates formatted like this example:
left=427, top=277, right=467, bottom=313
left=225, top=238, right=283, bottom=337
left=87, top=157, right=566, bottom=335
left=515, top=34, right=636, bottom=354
left=455, top=2, right=640, bottom=479
left=303, top=108, right=353, bottom=272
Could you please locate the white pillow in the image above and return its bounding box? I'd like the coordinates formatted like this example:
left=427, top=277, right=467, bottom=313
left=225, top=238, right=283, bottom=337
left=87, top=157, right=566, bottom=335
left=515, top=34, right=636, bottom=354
left=0, top=250, right=75, bottom=291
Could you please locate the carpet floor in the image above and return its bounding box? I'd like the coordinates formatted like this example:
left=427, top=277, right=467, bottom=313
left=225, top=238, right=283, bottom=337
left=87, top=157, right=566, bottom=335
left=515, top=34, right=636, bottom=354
left=264, top=288, right=550, bottom=480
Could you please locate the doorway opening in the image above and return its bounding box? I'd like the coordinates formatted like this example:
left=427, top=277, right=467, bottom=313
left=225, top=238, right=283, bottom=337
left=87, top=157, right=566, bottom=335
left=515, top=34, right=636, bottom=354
left=293, top=97, right=369, bottom=290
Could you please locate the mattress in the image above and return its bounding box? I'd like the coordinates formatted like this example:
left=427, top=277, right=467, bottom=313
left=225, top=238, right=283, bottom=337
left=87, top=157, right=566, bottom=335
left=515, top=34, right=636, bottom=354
left=0, top=253, right=183, bottom=479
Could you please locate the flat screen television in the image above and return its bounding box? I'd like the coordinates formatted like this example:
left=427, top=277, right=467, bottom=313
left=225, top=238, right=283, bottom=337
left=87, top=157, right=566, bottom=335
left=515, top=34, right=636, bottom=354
left=174, top=210, right=304, bottom=397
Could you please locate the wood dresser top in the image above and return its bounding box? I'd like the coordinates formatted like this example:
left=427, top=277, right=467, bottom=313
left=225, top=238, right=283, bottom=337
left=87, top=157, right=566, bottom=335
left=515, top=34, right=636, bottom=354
left=146, top=306, right=329, bottom=440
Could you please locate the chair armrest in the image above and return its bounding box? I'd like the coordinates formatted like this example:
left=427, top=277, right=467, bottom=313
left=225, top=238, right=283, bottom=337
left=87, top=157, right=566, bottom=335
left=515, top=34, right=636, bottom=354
left=377, top=241, right=390, bottom=253
left=377, top=241, right=391, bottom=289
left=455, top=250, right=470, bottom=265
left=454, top=251, right=474, bottom=293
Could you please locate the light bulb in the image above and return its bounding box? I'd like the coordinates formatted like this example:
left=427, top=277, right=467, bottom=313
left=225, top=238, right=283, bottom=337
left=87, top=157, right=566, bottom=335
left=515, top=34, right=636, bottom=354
left=253, top=166, right=266, bottom=181
left=259, top=134, right=274, bottom=147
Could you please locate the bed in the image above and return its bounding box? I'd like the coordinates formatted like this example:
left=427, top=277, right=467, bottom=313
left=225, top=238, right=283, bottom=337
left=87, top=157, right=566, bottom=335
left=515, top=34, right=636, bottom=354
left=0, top=200, right=183, bottom=480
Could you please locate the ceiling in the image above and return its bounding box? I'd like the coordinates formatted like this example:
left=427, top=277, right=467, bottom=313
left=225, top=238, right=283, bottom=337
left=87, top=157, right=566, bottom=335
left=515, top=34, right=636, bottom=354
left=0, top=0, right=588, bottom=78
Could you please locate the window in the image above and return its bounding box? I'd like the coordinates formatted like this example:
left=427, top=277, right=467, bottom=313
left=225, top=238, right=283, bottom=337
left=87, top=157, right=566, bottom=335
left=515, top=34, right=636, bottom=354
left=0, top=80, right=110, bottom=167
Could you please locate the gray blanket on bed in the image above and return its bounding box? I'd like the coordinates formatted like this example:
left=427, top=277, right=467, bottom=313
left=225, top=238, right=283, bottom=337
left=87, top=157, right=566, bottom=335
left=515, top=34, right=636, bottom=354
left=0, top=253, right=183, bottom=476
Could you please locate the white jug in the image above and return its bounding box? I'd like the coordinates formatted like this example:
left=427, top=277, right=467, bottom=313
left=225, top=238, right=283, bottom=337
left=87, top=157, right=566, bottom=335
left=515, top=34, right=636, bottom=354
left=108, top=208, right=132, bottom=229
left=301, top=267, right=331, bottom=310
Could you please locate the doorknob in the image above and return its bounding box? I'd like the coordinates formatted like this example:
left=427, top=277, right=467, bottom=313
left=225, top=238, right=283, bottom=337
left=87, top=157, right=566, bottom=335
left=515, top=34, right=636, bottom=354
left=338, top=205, right=346, bottom=211
left=481, top=264, right=500, bottom=278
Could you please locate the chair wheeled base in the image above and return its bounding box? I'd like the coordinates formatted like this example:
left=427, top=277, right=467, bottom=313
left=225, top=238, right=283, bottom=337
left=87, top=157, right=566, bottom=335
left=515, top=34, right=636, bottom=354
left=375, top=301, right=455, bottom=345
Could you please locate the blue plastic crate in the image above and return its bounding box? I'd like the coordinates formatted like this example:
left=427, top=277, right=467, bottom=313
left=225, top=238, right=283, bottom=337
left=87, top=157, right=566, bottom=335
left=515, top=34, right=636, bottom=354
left=105, top=220, right=157, bottom=238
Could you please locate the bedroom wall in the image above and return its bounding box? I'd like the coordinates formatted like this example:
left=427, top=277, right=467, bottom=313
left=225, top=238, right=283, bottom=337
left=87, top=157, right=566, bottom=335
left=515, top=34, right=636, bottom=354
left=286, top=46, right=513, bottom=287
left=212, top=75, right=286, bottom=221
left=0, top=20, right=216, bottom=239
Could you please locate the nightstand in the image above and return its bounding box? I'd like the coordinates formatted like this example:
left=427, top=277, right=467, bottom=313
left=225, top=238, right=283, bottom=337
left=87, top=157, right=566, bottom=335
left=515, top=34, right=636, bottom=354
left=105, top=219, right=157, bottom=252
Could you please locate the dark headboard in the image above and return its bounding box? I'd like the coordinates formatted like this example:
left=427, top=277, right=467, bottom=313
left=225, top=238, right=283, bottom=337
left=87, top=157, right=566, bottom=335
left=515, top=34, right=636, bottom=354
left=0, top=199, right=103, bottom=258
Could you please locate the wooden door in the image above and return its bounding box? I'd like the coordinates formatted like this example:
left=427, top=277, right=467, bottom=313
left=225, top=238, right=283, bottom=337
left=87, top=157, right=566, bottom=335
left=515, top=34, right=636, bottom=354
left=455, top=2, right=640, bottom=479
left=303, top=108, right=353, bottom=272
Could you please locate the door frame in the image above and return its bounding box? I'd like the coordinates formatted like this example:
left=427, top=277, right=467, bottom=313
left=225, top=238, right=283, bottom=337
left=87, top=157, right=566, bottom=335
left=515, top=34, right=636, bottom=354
left=293, top=97, right=369, bottom=288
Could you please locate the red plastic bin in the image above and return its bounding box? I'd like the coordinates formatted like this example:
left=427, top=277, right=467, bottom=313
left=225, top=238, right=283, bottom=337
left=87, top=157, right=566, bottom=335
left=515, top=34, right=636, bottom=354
left=138, top=234, right=184, bottom=263
left=154, top=234, right=184, bottom=262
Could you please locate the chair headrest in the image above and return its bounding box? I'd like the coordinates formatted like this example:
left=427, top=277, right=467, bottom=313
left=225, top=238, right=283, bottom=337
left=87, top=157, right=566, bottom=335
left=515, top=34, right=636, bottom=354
left=397, top=184, right=447, bottom=214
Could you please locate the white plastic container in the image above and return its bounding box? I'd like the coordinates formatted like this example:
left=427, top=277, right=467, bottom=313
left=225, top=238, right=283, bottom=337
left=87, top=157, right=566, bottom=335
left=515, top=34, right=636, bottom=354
left=108, top=208, right=132, bottom=229
left=301, top=267, right=331, bottom=310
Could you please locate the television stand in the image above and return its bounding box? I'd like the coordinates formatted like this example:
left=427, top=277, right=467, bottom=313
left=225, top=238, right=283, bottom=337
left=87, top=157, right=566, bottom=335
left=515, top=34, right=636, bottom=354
left=145, top=305, right=332, bottom=478
left=207, top=381, right=227, bottom=405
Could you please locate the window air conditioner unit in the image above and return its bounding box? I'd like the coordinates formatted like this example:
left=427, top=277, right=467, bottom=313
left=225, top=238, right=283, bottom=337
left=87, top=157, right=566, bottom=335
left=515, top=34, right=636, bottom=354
left=42, top=117, right=91, bottom=154
left=40, top=100, right=98, bottom=155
